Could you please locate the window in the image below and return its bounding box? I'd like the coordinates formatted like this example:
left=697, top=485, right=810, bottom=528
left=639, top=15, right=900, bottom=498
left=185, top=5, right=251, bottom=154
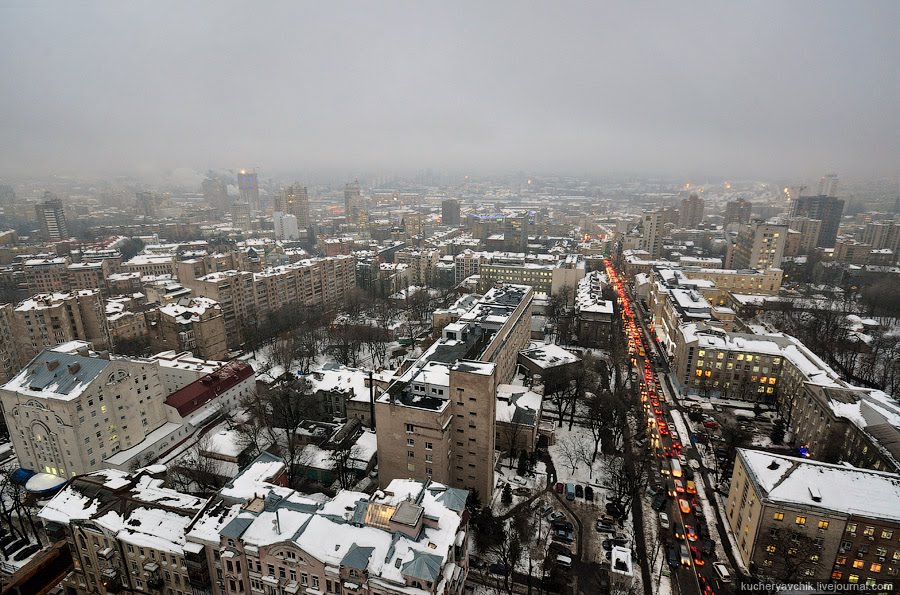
left=836, top=556, right=847, bottom=566
left=766, top=545, right=776, bottom=553
left=312, top=577, right=319, bottom=589
left=407, top=438, right=414, bottom=447
left=832, top=571, right=843, bottom=580
left=818, top=520, right=829, bottom=530
left=848, top=575, right=859, bottom=584
left=882, top=530, right=894, bottom=540
left=864, top=526, right=875, bottom=536
left=795, top=516, right=806, bottom=526
left=267, top=564, right=275, bottom=577
left=871, top=563, right=882, bottom=573
left=405, top=424, right=414, bottom=433
left=853, top=559, right=865, bottom=569
left=425, top=441, right=433, bottom=450
left=407, top=451, right=414, bottom=458
left=847, top=522, right=858, bottom=534
left=773, top=512, right=784, bottom=521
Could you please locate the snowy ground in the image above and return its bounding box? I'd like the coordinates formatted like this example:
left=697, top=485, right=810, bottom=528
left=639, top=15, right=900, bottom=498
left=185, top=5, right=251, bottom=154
left=490, top=461, right=547, bottom=515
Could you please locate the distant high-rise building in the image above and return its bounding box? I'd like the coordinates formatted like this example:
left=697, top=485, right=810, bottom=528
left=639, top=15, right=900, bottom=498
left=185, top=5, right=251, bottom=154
left=640, top=211, right=664, bottom=258
left=201, top=176, right=229, bottom=208
left=274, top=212, right=301, bottom=241
left=787, top=217, right=823, bottom=254
left=237, top=169, right=260, bottom=210
left=0, top=185, right=15, bottom=205
left=275, top=184, right=309, bottom=228
left=817, top=174, right=839, bottom=198
left=35, top=192, right=69, bottom=241
left=442, top=199, right=461, bottom=227
left=678, top=193, right=705, bottom=229
left=231, top=201, right=252, bottom=231
left=790, top=194, right=845, bottom=248
left=344, top=180, right=361, bottom=222
left=724, top=198, right=752, bottom=226
left=730, top=221, right=787, bottom=270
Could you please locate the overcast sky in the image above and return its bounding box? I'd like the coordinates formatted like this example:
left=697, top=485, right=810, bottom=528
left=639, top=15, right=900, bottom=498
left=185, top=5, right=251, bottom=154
left=1, top=2, right=897, bottom=181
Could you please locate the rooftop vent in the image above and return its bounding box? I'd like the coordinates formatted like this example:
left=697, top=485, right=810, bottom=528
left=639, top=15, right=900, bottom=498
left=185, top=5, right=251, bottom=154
left=67, top=362, right=81, bottom=374
left=808, top=487, right=822, bottom=502
left=46, top=360, right=59, bottom=371
left=767, top=461, right=780, bottom=471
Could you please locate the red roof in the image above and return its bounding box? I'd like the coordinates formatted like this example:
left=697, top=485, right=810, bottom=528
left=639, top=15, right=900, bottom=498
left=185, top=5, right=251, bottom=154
left=165, top=361, right=254, bottom=417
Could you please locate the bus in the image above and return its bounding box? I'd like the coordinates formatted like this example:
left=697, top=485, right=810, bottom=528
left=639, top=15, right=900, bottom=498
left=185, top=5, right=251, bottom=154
left=670, top=458, right=683, bottom=479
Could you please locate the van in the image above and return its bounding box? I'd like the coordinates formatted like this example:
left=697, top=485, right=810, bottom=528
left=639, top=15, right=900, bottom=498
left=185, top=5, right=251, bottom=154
left=565, top=483, right=575, bottom=501
left=712, top=562, right=732, bottom=582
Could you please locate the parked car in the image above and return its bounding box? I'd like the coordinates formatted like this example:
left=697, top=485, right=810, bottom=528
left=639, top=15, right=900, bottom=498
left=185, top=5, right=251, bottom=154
left=651, top=493, right=668, bottom=512
left=553, top=528, right=575, bottom=544
left=601, top=536, right=628, bottom=551
left=605, top=501, right=625, bottom=518
left=713, top=561, right=732, bottom=582
left=667, top=546, right=680, bottom=569
left=555, top=554, right=572, bottom=569
left=541, top=504, right=554, bottom=517
left=700, top=538, right=715, bottom=556
left=596, top=520, right=616, bottom=533
left=584, top=485, right=594, bottom=501
left=555, top=482, right=564, bottom=493
left=658, top=512, right=670, bottom=530
left=575, top=484, right=584, bottom=498
left=565, top=483, right=576, bottom=501
left=548, top=511, right=565, bottom=523
left=552, top=520, right=574, bottom=533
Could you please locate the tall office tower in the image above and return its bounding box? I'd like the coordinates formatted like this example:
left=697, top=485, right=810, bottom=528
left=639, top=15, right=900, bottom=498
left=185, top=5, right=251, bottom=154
left=730, top=221, right=788, bottom=270
left=640, top=210, right=664, bottom=258
left=275, top=183, right=310, bottom=228
left=724, top=198, right=752, bottom=226
left=344, top=179, right=361, bottom=222
left=442, top=198, right=461, bottom=227
left=0, top=185, right=15, bottom=205
left=678, top=193, right=705, bottom=228
left=231, top=201, right=253, bottom=231
left=201, top=176, right=229, bottom=208
left=790, top=194, right=845, bottom=248
left=817, top=174, right=839, bottom=197
left=35, top=192, right=69, bottom=241
left=237, top=169, right=260, bottom=210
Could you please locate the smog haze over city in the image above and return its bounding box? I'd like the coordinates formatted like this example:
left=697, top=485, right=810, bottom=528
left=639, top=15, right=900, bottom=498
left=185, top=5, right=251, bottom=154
left=1, top=1, right=898, bottom=181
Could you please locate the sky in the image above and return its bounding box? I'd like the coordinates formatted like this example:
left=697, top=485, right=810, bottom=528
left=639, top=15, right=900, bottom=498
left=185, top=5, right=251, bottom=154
left=0, top=1, right=898, bottom=181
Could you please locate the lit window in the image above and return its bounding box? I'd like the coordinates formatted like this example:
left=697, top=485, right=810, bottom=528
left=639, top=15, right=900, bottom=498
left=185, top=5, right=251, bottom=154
left=796, top=516, right=806, bottom=526
left=818, top=520, right=829, bottom=530
left=773, top=512, right=784, bottom=521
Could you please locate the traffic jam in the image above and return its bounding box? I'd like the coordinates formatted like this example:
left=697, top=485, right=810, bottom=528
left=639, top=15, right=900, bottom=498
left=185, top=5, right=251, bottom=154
left=604, top=260, right=728, bottom=595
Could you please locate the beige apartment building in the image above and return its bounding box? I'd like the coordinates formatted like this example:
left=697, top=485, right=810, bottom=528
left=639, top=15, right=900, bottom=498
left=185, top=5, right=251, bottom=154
left=182, top=269, right=256, bottom=348
left=145, top=296, right=228, bottom=360
left=671, top=322, right=840, bottom=404
left=22, top=256, right=70, bottom=294
left=376, top=284, right=532, bottom=500
left=0, top=345, right=171, bottom=477
left=12, top=290, right=108, bottom=362
left=727, top=449, right=900, bottom=589
left=0, top=304, right=19, bottom=384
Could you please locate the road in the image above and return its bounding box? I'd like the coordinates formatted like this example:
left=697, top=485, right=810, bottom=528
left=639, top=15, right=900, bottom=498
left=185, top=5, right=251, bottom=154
left=605, top=260, right=734, bottom=595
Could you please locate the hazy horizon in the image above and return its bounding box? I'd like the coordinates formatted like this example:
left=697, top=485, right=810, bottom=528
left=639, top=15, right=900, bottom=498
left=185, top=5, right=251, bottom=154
left=1, top=2, right=898, bottom=181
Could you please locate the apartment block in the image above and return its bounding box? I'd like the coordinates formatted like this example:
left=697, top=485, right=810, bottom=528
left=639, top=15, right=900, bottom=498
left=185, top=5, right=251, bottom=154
left=12, top=290, right=108, bottom=362
left=730, top=221, right=787, bottom=270
left=0, top=304, right=20, bottom=384
left=23, top=257, right=71, bottom=294
left=183, top=270, right=256, bottom=349
left=145, top=296, right=228, bottom=360
left=376, top=284, right=532, bottom=500
left=39, top=467, right=205, bottom=595
left=726, top=449, right=900, bottom=587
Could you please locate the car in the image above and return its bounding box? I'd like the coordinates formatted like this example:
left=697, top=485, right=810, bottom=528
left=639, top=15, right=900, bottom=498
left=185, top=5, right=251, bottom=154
left=712, top=561, right=732, bottom=582
left=553, top=528, right=575, bottom=544
left=555, top=482, right=564, bottom=493
left=691, top=545, right=705, bottom=566
left=678, top=454, right=688, bottom=466
left=700, top=538, right=715, bottom=556
left=678, top=498, right=692, bottom=514
left=605, top=502, right=625, bottom=518
left=651, top=493, right=668, bottom=512
left=698, top=522, right=711, bottom=540
left=575, top=484, right=584, bottom=498
left=602, top=536, right=628, bottom=551
left=596, top=520, right=616, bottom=533
left=679, top=544, right=692, bottom=567
left=488, top=562, right=510, bottom=575
left=666, top=545, right=680, bottom=569
left=552, top=520, right=574, bottom=532
left=685, top=525, right=698, bottom=542
left=674, top=478, right=684, bottom=493
left=658, top=512, right=670, bottom=529
left=548, top=511, right=565, bottom=523
left=673, top=522, right=684, bottom=540
left=683, top=467, right=695, bottom=481
left=703, top=420, right=719, bottom=429
left=692, top=498, right=703, bottom=515
left=540, top=504, right=553, bottom=516
left=565, top=483, right=576, bottom=501
left=555, top=554, right=573, bottom=568
left=686, top=480, right=697, bottom=495
left=584, top=485, right=594, bottom=501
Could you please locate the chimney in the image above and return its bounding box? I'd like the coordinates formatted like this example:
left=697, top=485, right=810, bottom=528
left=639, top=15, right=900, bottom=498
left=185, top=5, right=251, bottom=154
left=46, top=360, right=59, bottom=371
left=67, top=362, right=81, bottom=374
left=369, top=370, right=376, bottom=429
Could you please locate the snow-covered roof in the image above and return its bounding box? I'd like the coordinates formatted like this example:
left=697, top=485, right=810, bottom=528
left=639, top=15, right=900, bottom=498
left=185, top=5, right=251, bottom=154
left=496, top=384, right=542, bottom=426
left=739, top=449, right=900, bottom=522
left=2, top=350, right=110, bottom=401
left=519, top=343, right=581, bottom=370
left=159, top=296, right=220, bottom=322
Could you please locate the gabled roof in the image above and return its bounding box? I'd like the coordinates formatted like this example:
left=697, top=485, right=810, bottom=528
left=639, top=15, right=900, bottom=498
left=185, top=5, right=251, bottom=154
left=341, top=543, right=375, bottom=570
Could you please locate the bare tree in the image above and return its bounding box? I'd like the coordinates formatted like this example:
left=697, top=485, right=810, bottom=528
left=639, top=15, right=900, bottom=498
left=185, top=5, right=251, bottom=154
left=329, top=443, right=362, bottom=490
left=759, top=526, right=822, bottom=581
left=168, top=435, right=230, bottom=496
left=604, top=451, right=650, bottom=518
left=557, top=434, right=590, bottom=476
